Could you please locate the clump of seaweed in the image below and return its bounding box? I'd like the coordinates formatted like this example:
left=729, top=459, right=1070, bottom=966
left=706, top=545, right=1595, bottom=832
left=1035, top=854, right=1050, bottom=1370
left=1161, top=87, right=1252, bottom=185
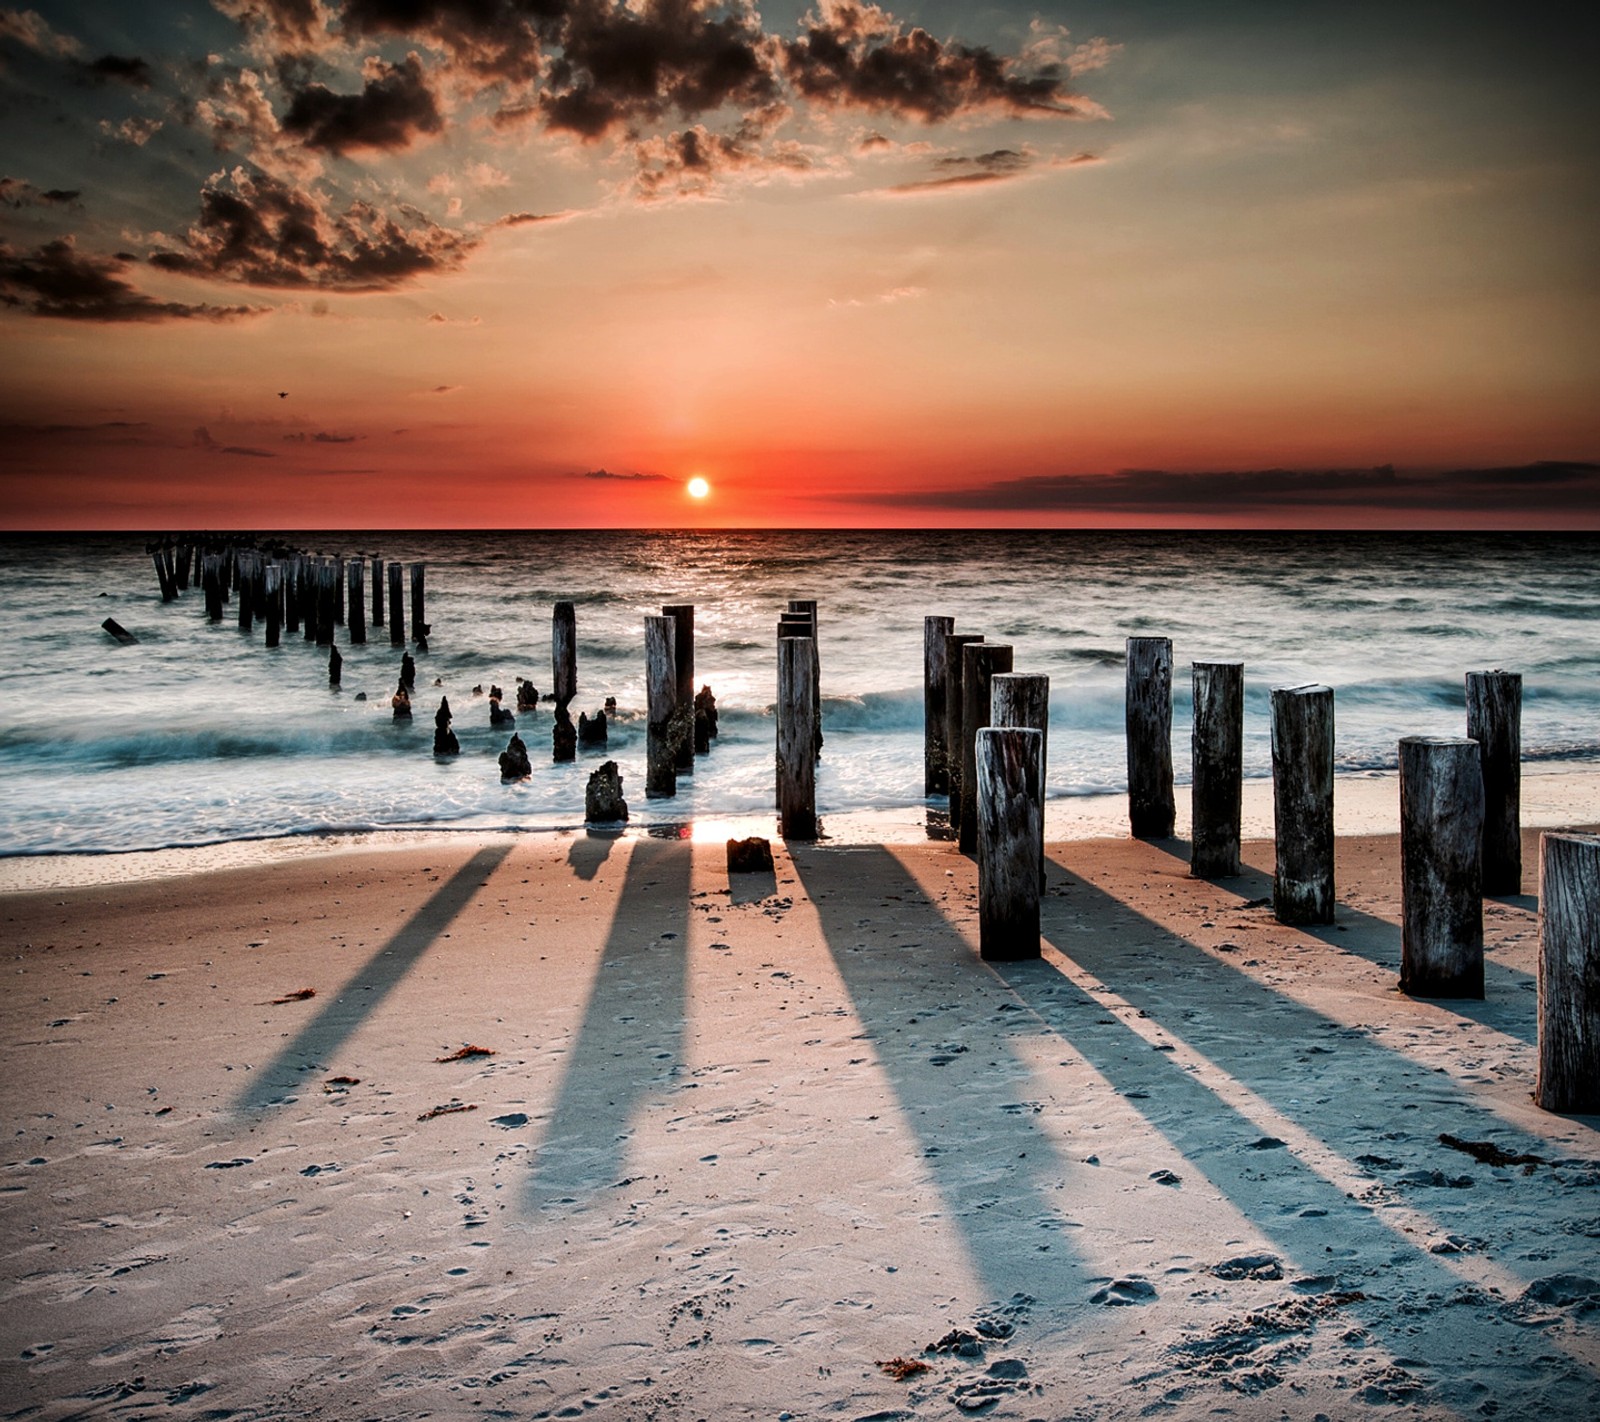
left=877, top=1357, right=931, bottom=1381
left=435, top=1044, right=496, bottom=1062
left=418, top=1101, right=477, bottom=1121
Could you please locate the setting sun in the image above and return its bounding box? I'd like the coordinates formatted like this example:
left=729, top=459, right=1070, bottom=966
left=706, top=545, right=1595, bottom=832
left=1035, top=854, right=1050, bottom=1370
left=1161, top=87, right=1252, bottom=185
left=687, top=477, right=711, bottom=500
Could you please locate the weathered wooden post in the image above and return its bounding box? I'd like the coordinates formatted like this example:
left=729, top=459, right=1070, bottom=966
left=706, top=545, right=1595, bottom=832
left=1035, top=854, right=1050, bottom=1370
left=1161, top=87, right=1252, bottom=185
left=371, top=557, right=384, bottom=626
left=992, top=671, right=1049, bottom=884
left=1537, top=832, right=1600, bottom=1113
left=943, top=633, right=985, bottom=829
left=645, top=614, right=677, bottom=798
left=1466, top=670, right=1521, bottom=895
left=960, top=642, right=1014, bottom=854
left=303, top=558, right=319, bottom=642
left=203, top=554, right=223, bottom=622
left=552, top=600, right=577, bottom=706
left=976, top=726, right=1043, bottom=961
left=924, top=615, right=956, bottom=795
left=284, top=556, right=301, bottom=634
left=777, top=629, right=817, bottom=839
left=316, top=559, right=336, bottom=648
left=1191, top=661, right=1244, bottom=878
left=1126, top=637, right=1175, bottom=839
left=409, top=563, right=426, bottom=645
left=663, top=603, right=695, bottom=773
left=347, top=560, right=366, bottom=645
left=177, top=543, right=193, bottom=590
left=788, top=599, right=822, bottom=759
left=152, top=548, right=176, bottom=602
left=332, top=556, right=345, bottom=625
left=1271, top=683, right=1335, bottom=924
left=264, top=563, right=281, bottom=648
left=236, top=553, right=255, bottom=633
left=1398, top=736, right=1484, bottom=997
left=388, top=562, right=404, bottom=648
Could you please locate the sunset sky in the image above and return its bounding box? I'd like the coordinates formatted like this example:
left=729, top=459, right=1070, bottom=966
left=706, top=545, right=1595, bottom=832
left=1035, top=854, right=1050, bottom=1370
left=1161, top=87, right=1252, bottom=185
left=1, top=1, right=1597, bottom=529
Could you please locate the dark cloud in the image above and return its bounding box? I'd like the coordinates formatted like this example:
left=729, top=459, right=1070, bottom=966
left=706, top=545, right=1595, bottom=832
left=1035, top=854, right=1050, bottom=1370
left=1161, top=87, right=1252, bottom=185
left=149, top=170, right=479, bottom=290
left=213, top=0, right=333, bottom=53
left=283, top=430, right=359, bottom=442
left=0, top=177, right=82, bottom=207
left=194, top=426, right=277, bottom=457
left=580, top=468, right=668, bottom=481
left=495, top=208, right=574, bottom=227
left=846, top=463, right=1600, bottom=516
left=783, top=0, right=1096, bottom=123
left=633, top=117, right=815, bottom=199
left=0, top=239, right=269, bottom=321
left=281, top=53, right=443, bottom=153
left=83, top=53, right=154, bottom=87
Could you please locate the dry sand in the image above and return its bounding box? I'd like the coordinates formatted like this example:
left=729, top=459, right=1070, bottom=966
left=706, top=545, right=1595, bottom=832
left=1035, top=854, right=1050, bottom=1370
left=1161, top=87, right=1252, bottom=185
left=3, top=820, right=1599, bottom=1420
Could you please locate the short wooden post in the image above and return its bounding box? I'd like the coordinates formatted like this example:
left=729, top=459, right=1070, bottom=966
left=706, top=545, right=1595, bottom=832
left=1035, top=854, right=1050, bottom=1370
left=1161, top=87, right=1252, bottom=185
left=347, top=560, right=366, bottom=645
left=371, top=557, right=385, bottom=626
left=1126, top=637, right=1174, bottom=839
left=644, top=614, right=677, bottom=798
left=388, top=562, right=404, bottom=647
left=1271, top=683, right=1335, bottom=925
left=1399, top=736, right=1485, bottom=998
left=777, top=632, right=817, bottom=839
left=1537, top=832, right=1600, bottom=1113
left=1466, top=670, right=1521, bottom=895
left=992, top=671, right=1049, bottom=885
left=924, top=615, right=955, bottom=795
left=960, top=642, right=1013, bottom=854
left=976, top=726, right=1042, bottom=961
left=264, top=563, right=281, bottom=648
left=409, top=563, right=426, bottom=644
left=1191, top=661, right=1244, bottom=878
left=943, top=633, right=985, bottom=829
left=553, top=601, right=577, bottom=710
left=663, top=603, right=695, bottom=772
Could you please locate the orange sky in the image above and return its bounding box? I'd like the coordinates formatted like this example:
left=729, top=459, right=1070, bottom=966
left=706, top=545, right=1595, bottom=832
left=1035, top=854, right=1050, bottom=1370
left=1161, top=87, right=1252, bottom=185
left=2, top=2, right=1597, bottom=528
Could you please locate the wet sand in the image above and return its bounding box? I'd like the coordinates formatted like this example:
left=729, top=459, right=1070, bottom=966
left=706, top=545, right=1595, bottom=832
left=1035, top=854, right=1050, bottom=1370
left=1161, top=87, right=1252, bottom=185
left=2, top=823, right=1598, bottom=1420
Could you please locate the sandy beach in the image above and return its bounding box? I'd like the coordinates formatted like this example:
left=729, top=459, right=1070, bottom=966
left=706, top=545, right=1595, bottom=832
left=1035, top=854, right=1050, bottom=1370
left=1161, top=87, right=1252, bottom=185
left=3, top=806, right=1598, bottom=1421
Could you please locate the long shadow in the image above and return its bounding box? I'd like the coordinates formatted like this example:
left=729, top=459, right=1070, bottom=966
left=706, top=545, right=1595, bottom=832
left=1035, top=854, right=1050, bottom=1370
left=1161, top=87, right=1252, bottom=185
left=990, top=950, right=1600, bottom=1413
left=567, top=829, right=621, bottom=882
left=1037, top=858, right=1597, bottom=1247
left=525, top=837, right=689, bottom=1210
left=791, top=846, right=1094, bottom=1307
left=233, top=843, right=513, bottom=1115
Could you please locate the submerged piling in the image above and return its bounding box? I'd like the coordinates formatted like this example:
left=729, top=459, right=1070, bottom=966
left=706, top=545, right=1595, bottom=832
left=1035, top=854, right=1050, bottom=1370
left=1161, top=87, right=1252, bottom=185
left=389, top=563, right=404, bottom=648
left=347, top=561, right=366, bottom=645
left=371, top=557, right=384, bottom=627
left=409, top=563, right=426, bottom=646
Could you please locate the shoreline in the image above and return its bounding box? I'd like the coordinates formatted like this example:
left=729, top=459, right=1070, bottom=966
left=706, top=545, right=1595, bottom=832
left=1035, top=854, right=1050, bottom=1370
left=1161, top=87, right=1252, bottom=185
left=4, top=757, right=1597, bottom=894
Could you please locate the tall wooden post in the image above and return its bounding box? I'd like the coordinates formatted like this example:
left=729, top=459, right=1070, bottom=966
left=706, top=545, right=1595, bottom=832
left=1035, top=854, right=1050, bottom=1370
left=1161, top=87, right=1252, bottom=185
left=663, top=603, right=695, bottom=772
left=1399, top=736, right=1484, bottom=998
left=152, top=549, right=176, bottom=602
left=645, top=614, right=677, bottom=798
left=1466, top=670, right=1522, bottom=895
left=304, top=558, right=320, bottom=642
left=778, top=631, right=817, bottom=839
left=284, top=557, right=301, bottom=634
left=316, top=560, right=336, bottom=648
left=1537, top=832, right=1600, bottom=1113
left=388, top=562, right=404, bottom=647
left=264, top=563, right=281, bottom=648
left=943, top=633, right=985, bottom=832
left=1126, top=637, right=1175, bottom=839
left=1271, top=683, right=1335, bottom=925
left=788, top=599, right=821, bottom=760
left=976, top=726, right=1042, bottom=961
left=409, top=563, right=426, bottom=644
left=203, top=555, right=222, bottom=622
left=347, top=560, right=366, bottom=645
left=371, top=557, right=384, bottom=626
left=992, top=671, right=1049, bottom=885
left=924, top=615, right=955, bottom=795
left=552, top=601, right=577, bottom=708
left=236, top=553, right=254, bottom=633
left=960, top=642, right=1014, bottom=854
left=1191, top=661, right=1244, bottom=878
left=333, top=556, right=345, bottom=625
left=176, top=543, right=192, bottom=590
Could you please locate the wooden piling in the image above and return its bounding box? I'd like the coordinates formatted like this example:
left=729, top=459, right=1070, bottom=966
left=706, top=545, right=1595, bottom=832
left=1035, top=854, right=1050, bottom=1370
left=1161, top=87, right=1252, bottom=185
left=1271, top=683, right=1335, bottom=925
left=1126, top=637, right=1175, bottom=839
left=924, top=615, right=956, bottom=795
left=1536, top=832, right=1600, bottom=1113
left=788, top=599, right=822, bottom=759
left=264, top=563, right=281, bottom=648
left=333, top=556, right=345, bottom=625
left=177, top=543, right=193, bottom=590
left=371, top=557, right=385, bottom=627
left=152, top=548, right=176, bottom=602
left=304, top=558, right=321, bottom=642
left=943, top=633, right=985, bottom=833
left=203, top=554, right=223, bottom=622
left=777, top=632, right=818, bottom=839
left=960, top=642, right=1014, bottom=854
left=1191, top=661, right=1244, bottom=878
left=236, top=553, right=254, bottom=633
left=347, top=560, right=366, bottom=645
left=663, top=603, right=695, bottom=772
left=284, top=557, right=301, bottom=634
left=553, top=601, right=577, bottom=710
left=976, top=726, right=1043, bottom=961
left=645, top=614, right=677, bottom=798
left=992, top=671, right=1049, bottom=884
left=1466, top=670, right=1522, bottom=895
left=388, top=562, right=404, bottom=647
left=316, top=560, right=336, bottom=648
left=409, top=563, right=426, bottom=645
left=1399, top=735, right=1484, bottom=998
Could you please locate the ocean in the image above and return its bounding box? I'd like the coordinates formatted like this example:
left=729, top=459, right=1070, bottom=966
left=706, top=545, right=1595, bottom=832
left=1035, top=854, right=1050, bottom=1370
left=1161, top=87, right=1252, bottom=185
left=1, top=530, right=1596, bottom=857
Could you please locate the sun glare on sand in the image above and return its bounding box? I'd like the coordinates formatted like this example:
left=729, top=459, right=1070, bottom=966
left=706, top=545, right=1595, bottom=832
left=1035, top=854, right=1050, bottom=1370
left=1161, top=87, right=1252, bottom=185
left=687, top=476, right=711, bottom=499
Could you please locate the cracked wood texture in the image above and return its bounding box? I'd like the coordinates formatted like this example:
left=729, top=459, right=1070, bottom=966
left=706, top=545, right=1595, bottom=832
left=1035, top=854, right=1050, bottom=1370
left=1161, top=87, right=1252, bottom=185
left=1126, top=637, right=1175, bottom=839
left=1399, top=736, right=1484, bottom=999
left=977, top=727, right=1043, bottom=961
left=1271, top=683, right=1335, bottom=925
left=1466, top=669, right=1522, bottom=895
left=960, top=642, right=1014, bottom=855
left=1191, top=661, right=1244, bottom=879
left=777, top=631, right=817, bottom=840
left=924, top=615, right=955, bottom=795
left=1537, top=832, right=1600, bottom=1113
left=644, top=614, right=676, bottom=798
